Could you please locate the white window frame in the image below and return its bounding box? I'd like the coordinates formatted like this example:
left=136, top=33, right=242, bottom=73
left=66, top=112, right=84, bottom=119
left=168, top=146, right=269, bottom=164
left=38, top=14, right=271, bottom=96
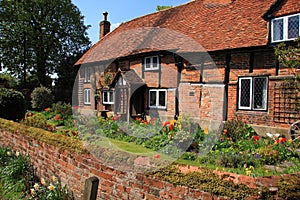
left=84, top=67, right=91, bottom=82
left=84, top=89, right=91, bottom=105
left=144, top=56, right=159, bottom=71
left=271, top=13, right=300, bottom=43
left=102, top=90, right=114, bottom=104
left=148, top=89, right=167, bottom=109
left=118, top=76, right=127, bottom=86
left=238, top=76, right=268, bottom=111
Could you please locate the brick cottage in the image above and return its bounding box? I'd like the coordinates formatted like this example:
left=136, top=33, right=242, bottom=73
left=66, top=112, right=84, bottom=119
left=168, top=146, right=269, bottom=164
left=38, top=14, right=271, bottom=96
left=74, top=0, right=300, bottom=134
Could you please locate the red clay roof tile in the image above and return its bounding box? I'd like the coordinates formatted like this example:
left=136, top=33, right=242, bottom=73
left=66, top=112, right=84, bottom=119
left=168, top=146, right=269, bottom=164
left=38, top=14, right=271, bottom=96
left=76, top=0, right=280, bottom=66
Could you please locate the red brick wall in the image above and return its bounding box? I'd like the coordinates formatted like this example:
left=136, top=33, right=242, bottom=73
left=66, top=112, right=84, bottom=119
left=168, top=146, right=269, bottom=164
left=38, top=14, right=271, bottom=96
left=0, top=128, right=238, bottom=200
left=226, top=49, right=299, bottom=128
left=1, top=125, right=291, bottom=200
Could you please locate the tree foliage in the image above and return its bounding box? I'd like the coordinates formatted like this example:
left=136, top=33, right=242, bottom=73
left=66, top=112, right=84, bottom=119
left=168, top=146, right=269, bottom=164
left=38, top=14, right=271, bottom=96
left=31, top=86, right=54, bottom=110
left=0, top=88, right=26, bottom=120
left=0, top=0, right=91, bottom=87
left=156, top=5, right=172, bottom=11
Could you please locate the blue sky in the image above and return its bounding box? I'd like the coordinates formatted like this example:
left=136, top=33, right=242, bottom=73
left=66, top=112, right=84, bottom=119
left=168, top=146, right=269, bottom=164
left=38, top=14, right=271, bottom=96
left=72, top=0, right=189, bottom=44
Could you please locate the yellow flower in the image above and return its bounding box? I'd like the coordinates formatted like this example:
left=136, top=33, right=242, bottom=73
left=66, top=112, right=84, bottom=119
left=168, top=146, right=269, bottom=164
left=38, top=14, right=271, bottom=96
left=33, top=183, right=39, bottom=190
left=6, top=151, right=11, bottom=156
left=170, top=120, right=176, bottom=126
left=15, top=151, right=20, bottom=157
left=48, top=184, right=55, bottom=191
left=40, top=178, right=46, bottom=185
left=203, top=127, right=209, bottom=135
left=288, top=139, right=293, bottom=143
left=246, top=169, right=251, bottom=176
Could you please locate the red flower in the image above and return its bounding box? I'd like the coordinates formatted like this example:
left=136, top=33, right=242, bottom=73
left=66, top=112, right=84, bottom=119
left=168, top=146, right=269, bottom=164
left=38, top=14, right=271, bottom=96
left=169, top=124, right=174, bottom=131
left=252, top=135, right=259, bottom=141
left=253, top=141, right=257, bottom=145
left=281, top=138, right=287, bottom=143
left=44, top=108, right=50, bottom=112
left=153, top=154, right=161, bottom=159
left=164, top=121, right=170, bottom=127
left=223, top=129, right=227, bottom=135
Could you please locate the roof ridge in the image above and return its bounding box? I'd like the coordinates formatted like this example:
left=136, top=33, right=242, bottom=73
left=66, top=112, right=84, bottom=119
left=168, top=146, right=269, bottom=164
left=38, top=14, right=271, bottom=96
left=120, top=0, right=196, bottom=26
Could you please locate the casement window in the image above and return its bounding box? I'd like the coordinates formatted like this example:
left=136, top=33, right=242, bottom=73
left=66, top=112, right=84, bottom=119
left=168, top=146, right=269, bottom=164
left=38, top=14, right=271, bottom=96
left=103, top=90, right=114, bottom=104
left=84, top=89, right=91, bottom=105
left=118, top=76, right=126, bottom=86
left=271, top=13, right=300, bottom=42
left=144, top=56, right=159, bottom=71
left=149, top=89, right=167, bottom=109
left=238, top=76, right=268, bottom=111
left=84, top=67, right=91, bottom=82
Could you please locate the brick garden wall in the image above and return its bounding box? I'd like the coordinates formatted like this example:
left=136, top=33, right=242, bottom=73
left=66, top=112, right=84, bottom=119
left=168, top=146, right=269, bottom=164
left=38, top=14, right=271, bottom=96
left=1, top=127, right=235, bottom=200
left=0, top=121, right=292, bottom=200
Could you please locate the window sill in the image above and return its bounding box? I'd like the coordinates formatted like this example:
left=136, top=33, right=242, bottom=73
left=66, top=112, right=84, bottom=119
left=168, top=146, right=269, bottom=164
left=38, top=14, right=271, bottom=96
left=236, top=109, right=268, bottom=115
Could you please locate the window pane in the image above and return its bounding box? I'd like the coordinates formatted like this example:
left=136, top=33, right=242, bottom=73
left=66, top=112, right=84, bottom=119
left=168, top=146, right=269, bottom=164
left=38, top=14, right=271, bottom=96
left=149, top=91, right=156, bottom=106
left=158, top=91, right=166, bottom=107
left=145, top=57, right=151, bottom=69
left=288, top=15, right=299, bottom=39
left=103, top=92, right=108, bottom=102
left=109, top=91, right=113, bottom=102
left=240, top=79, right=251, bottom=107
left=253, top=77, right=267, bottom=110
left=153, top=56, right=158, bottom=69
left=273, top=19, right=283, bottom=41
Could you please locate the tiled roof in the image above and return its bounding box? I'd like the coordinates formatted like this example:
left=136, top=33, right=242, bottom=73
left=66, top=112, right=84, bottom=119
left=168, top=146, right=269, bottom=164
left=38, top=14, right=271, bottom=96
left=76, top=0, right=276, bottom=66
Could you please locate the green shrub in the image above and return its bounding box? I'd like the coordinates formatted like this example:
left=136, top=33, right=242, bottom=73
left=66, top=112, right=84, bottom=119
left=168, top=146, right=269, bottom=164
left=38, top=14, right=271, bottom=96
left=0, top=88, right=26, bottom=120
left=31, top=86, right=54, bottom=110
left=51, top=101, right=72, bottom=119
left=21, top=113, right=49, bottom=130
left=223, top=119, right=255, bottom=142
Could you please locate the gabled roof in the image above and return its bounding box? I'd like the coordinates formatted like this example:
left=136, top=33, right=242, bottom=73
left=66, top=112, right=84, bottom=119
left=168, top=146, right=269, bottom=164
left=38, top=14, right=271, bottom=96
left=76, top=0, right=277, bottom=66
left=111, top=69, right=145, bottom=87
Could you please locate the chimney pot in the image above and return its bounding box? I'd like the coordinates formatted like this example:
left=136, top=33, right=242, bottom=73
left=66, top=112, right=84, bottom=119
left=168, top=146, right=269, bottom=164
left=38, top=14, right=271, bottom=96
left=99, top=12, right=110, bottom=40
left=103, top=12, right=108, bottom=21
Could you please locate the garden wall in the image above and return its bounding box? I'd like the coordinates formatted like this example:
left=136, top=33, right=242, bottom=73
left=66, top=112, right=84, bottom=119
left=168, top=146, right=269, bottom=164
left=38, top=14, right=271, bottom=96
left=0, top=119, right=282, bottom=200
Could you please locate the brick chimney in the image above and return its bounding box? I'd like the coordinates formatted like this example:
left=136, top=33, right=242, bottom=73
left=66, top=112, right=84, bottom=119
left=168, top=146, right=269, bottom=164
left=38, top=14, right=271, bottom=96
left=99, top=12, right=111, bottom=40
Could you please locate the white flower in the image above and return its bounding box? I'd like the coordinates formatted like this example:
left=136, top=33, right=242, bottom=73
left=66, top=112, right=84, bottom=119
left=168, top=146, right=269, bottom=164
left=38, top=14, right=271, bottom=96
left=30, top=188, right=36, bottom=195
left=15, top=151, right=20, bottom=157
left=33, top=183, right=39, bottom=190
left=48, top=184, right=55, bottom=191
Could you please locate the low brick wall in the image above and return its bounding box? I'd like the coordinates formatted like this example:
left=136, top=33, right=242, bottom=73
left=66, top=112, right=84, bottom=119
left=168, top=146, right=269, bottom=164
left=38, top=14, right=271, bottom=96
left=0, top=127, right=232, bottom=200
left=0, top=121, right=284, bottom=200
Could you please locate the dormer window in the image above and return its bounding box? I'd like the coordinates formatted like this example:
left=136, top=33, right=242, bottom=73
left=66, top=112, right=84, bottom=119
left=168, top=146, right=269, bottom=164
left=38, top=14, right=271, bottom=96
left=271, top=13, right=300, bottom=43
left=144, top=56, right=159, bottom=71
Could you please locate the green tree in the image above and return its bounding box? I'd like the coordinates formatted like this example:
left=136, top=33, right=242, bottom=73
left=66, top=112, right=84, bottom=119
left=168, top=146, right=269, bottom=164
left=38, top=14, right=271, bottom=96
left=0, top=0, right=91, bottom=88
left=156, top=5, right=172, bottom=11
